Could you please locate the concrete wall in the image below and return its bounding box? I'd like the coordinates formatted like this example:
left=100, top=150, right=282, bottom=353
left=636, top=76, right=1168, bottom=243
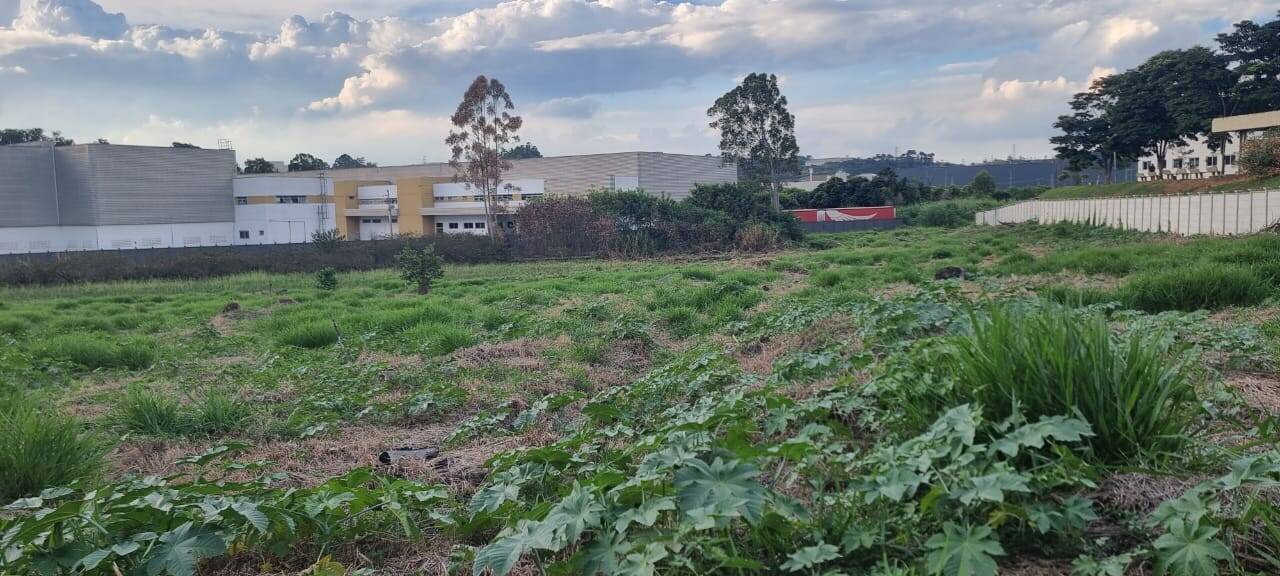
left=976, top=190, right=1280, bottom=236
left=0, top=222, right=234, bottom=254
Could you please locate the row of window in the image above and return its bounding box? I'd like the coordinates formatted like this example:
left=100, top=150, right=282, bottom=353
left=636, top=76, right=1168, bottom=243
left=435, top=221, right=488, bottom=231
left=432, top=192, right=542, bottom=203
left=360, top=218, right=399, bottom=224
left=234, top=196, right=308, bottom=205
left=1142, top=156, right=1237, bottom=172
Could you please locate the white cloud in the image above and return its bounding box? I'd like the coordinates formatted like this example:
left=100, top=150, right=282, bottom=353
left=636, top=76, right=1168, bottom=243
left=0, top=0, right=1275, bottom=162
left=13, top=0, right=127, bottom=38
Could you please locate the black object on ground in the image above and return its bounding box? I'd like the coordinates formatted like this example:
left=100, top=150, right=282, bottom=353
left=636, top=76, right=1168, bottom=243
left=378, top=447, right=441, bottom=465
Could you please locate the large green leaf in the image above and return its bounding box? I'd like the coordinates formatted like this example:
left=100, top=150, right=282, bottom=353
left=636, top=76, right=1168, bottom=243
left=675, top=457, right=767, bottom=524
left=1152, top=519, right=1232, bottom=576
left=924, top=523, right=1004, bottom=576
left=614, top=498, right=676, bottom=534
left=781, top=543, right=839, bottom=573
left=545, top=483, right=604, bottom=545
left=472, top=520, right=557, bottom=576
left=144, top=522, right=227, bottom=576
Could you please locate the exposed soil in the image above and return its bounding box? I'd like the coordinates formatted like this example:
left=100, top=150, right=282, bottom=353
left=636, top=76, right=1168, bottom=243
left=1226, top=372, right=1280, bottom=413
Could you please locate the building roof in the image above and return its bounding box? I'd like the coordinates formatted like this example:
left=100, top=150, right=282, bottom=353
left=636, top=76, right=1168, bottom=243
left=1212, top=110, right=1280, bottom=133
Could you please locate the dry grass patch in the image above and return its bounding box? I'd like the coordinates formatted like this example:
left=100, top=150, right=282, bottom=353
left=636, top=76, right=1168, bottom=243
left=452, top=338, right=551, bottom=370
left=1226, top=372, right=1280, bottom=413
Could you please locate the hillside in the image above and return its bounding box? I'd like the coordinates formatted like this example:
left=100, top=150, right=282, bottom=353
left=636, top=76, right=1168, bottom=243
left=1040, top=175, right=1280, bottom=199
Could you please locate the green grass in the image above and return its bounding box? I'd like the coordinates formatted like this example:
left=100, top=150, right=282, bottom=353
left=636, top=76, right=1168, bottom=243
left=1122, top=263, right=1274, bottom=312
left=0, top=393, right=105, bottom=501
left=115, top=385, right=183, bottom=435
left=39, top=334, right=156, bottom=370
left=277, top=322, right=340, bottom=348
left=1041, top=175, right=1280, bottom=200
left=944, top=305, right=1195, bottom=463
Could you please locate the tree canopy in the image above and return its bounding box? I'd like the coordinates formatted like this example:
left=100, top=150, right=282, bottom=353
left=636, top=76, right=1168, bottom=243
left=1052, top=12, right=1280, bottom=175
left=0, top=128, right=74, bottom=146
left=502, top=142, right=542, bottom=160
left=446, top=75, right=523, bottom=240
left=969, top=171, right=997, bottom=196
left=172, top=142, right=200, bottom=149
left=243, top=158, right=277, bottom=174
left=332, top=154, right=377, bottom=169
left=708, top=73, right=800, bottom=211
left=288, top=153, right=330, bottom=172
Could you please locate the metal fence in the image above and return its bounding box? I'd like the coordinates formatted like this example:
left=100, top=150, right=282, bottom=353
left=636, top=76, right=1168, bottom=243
left=975, top=189, right=1280, bottom=236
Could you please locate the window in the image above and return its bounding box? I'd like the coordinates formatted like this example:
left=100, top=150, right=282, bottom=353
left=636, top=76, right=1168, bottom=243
left=239, top=231, right=250, bottom=239
left=1225, top=155, right=1236, bottom=165
left=1188, top=158, right=1199, bottom=169
left=463, top=222, right=474, bottom=229
left=448, top=222, right=459, bottom=229
left=259, top=230, right=265, bottom=236
left=506, top=221, right=515, bottom=229
left=1206, top=156, right=1218, bottom=167
left=435, top=222, right=444, bottom=233
left=476, top=222, right=486, bottom=229
left=496, top=194, right=513, bottom=201
left=277, top=196, right=304, bottom=204
left=235, top=197, right=248, bottom=205
left=1142, top=161, right=1154, bottom=171
left=1172, top=158, right=1183, bottom=169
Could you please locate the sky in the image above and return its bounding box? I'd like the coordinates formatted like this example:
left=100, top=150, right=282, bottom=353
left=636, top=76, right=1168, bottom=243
left=0, top=0, right=1274, bottom=167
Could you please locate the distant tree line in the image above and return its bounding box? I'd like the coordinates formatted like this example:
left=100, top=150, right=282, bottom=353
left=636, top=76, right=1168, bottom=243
left=1052, top=11, right=1280, bottom=182
left=0, top=128, right=75, bottom=146
left=781, top=168, right=1039, bottom=210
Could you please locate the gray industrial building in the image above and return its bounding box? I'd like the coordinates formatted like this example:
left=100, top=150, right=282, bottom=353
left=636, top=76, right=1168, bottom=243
left=0, top=142, right=238, bottom=253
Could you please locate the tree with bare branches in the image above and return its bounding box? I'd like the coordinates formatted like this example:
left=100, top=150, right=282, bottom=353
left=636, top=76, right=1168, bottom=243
left=446, top=76, right=523, bottom=241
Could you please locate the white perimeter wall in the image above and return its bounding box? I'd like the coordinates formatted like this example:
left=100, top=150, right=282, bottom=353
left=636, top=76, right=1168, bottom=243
left=0, top=222, right=234, bottom=254
left=976, top=190, right=1280, bottom=236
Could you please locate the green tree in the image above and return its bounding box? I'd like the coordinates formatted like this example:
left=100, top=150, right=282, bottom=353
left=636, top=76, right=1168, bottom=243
left=332, top=154, right=376, bottom=169
left=242, top=158, right=277, bottom=174
left=0, top=128, right=45, bottom=145
left=172, top=142, right=200, bottom=148
left=288, top=153, right=330, bottom=172
left=708, top=73, right=800, bottom=211
left=502, top=142, right=542, bottom=159
left=969, top=170, right=997, bottom=196
left=397, top=245, right=444, bottom=295
left=1217, top=11, right=1280, bottom=115
left=446, top=75, right=524, bottom=241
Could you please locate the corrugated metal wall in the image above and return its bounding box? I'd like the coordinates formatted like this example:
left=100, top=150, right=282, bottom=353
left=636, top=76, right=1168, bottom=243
left=0, top=144, right=59, bottom=227
left=83, top=145, right=236, bottom=225
left=637, top=153, right=737, bottom=199
left=505, top=153, right=639, bottom=195
left=53, top=145, right=95, bottom=225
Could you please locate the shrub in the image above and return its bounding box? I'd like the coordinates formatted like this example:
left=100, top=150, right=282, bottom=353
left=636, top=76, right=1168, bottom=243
left=899, top=199, right=1001, bottom=228
left=315, top=267, right=338, bottom=291
left=310, top=228, right=345, bottom=253
left=397, top=245, right=445, bottom=295
left=1239, top=130, right=1280, bottom=177
left=116, top=385, right=182, bottom=435
left=0, top=393, right=105, bottom=501
left=734, top=223, right=780, bottom=252
left=943, top=305, right=1194, bottom=463
left=1123, top=263, right=1272, bottom=312
left=277, top=321, right=339, bottom=348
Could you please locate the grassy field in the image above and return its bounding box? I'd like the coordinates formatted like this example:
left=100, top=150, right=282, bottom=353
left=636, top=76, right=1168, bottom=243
left=1040, top=175, right=1280, bottom=199
left=6, top=223, right=1280, bottom=575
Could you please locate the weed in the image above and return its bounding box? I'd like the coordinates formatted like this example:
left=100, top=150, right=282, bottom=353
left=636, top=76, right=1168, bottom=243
left=186, top=390, right=249, bottom=437
left=0, top=393, right=105, bottom=501
left=1123, top=263, right=1273, bottom=312
left=945, top=305, right=1194, bottom=463
left=116, top=385, right=182, bottom=435
left=278, top=321, right=340, bottom=348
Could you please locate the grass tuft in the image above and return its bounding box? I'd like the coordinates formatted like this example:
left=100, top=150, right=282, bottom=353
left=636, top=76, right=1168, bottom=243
left=116, top=385, right=182, bottom=435
left=277, top=322, right=339, bottom=348
left=0, top=393, right=105, bottom=501
left=945, top=305, right=1194, bottom=463
left=1122, top=263, right=1272, bottom=312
